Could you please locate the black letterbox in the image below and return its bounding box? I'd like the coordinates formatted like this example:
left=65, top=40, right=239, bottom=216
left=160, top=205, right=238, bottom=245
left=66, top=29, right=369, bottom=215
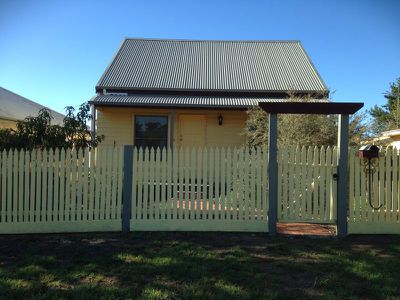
left=359, top=144, right=379, bottom=159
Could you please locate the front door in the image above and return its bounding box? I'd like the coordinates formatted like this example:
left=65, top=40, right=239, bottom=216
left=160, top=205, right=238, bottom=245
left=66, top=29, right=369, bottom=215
left=179, top=115, right=206, bottom=148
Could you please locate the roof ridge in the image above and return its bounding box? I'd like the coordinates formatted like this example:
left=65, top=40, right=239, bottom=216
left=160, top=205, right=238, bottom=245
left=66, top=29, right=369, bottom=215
left=123, top=37, right=301, bottom=43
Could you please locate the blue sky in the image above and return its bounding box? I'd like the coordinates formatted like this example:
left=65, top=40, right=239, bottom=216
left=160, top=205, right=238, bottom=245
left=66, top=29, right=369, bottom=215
left=0, top=0, right=399, bottom=115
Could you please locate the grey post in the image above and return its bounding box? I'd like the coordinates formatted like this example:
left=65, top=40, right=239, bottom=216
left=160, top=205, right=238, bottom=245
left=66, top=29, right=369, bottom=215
left=122, top=145, right=133, bottom=233
left=268, top=113, right=278, bottom=235
left=337, top=114, right=349, bottom=237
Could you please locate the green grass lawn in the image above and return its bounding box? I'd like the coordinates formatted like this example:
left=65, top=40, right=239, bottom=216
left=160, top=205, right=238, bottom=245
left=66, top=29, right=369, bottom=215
left=0, top=232, right=399, bottom=300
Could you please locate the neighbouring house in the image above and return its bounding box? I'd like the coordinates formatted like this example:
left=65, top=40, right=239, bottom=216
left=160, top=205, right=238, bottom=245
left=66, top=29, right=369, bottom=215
left=375, top=129, right=400, bottom=149
left=0, top=86, right=64, bottom=129
left=89, top=38, right=329, bottom=149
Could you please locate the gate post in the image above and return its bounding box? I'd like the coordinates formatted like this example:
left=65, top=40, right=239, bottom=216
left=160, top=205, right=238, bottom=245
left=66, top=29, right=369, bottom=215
left=268, top=114, right=278, bottom=235
left=337, top=114, right=349, bottom=237
left=122, top=145, right=133, bottom=233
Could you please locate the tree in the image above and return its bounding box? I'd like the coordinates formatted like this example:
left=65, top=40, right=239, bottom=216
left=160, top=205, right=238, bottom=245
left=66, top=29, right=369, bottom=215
left=245, top=97, right=368, bottom=147
left=370, top=77, right=400, bottom=135
left=0, top=103, right=104, bottom=151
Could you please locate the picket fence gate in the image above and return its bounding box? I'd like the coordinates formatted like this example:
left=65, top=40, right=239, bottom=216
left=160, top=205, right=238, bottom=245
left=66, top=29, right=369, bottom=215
left=277, top=146, right=338, bottom=224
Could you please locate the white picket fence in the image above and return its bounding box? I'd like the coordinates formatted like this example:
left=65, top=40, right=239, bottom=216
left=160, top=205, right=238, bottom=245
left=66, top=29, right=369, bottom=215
left=0, top=147, right=123, bottom=233
left=130, top=147, right=269, bottom=232
left=348, top=147, right=400, bottom=234
left=1, top=145, right=400, bottom=235
left=277, top=146, right=337, bottom=224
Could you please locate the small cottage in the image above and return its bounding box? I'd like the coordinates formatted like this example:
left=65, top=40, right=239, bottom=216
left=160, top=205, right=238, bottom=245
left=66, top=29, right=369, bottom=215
left=89, top=38, right=328, bottom=148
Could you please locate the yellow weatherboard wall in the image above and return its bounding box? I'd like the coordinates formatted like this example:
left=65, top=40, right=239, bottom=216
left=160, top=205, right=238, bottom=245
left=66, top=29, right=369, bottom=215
left=0, top=118, right=17, bottom=129
left=96, top=107, right=248, bottom=148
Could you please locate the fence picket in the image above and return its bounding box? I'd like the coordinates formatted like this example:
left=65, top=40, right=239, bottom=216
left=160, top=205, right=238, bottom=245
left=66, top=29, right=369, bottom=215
left=59, top=149, right=65, bottom=221
left=161, top=148, right=167, bottom=220
left=288, top=146, right=294, bottom=219
left=184, top=147, right=190, bottom=220
left=372, top=154, right=379, bottom=223
left=208, top=148, right=214, bottom=220
left=349, top=149, right=355, bottom=222
left=77, top=149, right=83, bottom=221
left=100, top=149, right=108, bottom=220
left=143, top=148, right=150, bottom=220
left=196, top=148, right=202, bottom=220
left=220, top=148, right=226, bottom=221
left=172, top=147, right=178, bottom=220
left=226, top=148, right=232, bottom=221
left=40, top=149, right=48, bottom=222
left=237, top=148, right=244, bottom=221
left=35, top=149, right=42, bottom=222
left=393, top=149, right=398, bottom=222
left=215, top=148, right=220, bottom=221
left=12, top=150, right=18, bottom=222
left=89, top=148, right=96, bottom=221
left=281, top=148, right=288, bottom=220
left=325, top=147, right=332, bottom=222
left=94, top=148, right=101, bottom=220
left=18, top=150, right=24, bottom=222
left=378, top=151, right=385, bottom=223
left=24, top=151, right=30, bottom=222
left=306, top=147, right=313, bottom=219
left=277, top=149, right=282, bottom=219
left=1, top=151, right=6, bottom=222
left=137, top=148, right=143, bottom=220
left=149, top=148, right=155, bottom=220
left=117, top=146, right=123, bottom=219
left=190, top=148, right=196, bottom=221
left=70, top=149, right=77, bottom=221
left=385, top=148, right=392, bottom=222
left=262, top=147, right=268, bottom=222
left=354, top=151, right=360, bottom=223
left=300, top=146, right=307, bottom=219
left=312, top=147, right=319, bottom=220
left=294, top=146, right=301, bottom=220
left=231, top=148, right=238, bottom=221
left=104, top=148, right=112, bottom=220
left=202, top=148, right=208, bottom=220
left=178, top=148, right=184, bottom=220
left=244, top=148, right=250, bottom=221
left=83, top=148, right=89, bottom=221
left=166, top=147, right=172, bottom=220
left=47, top=149, right=53, bottom=222
left=155, top=148, right=161, bottom=220
left=256, top=148, right=262, bottom=221
left=331, top=147, right=338, bottom=221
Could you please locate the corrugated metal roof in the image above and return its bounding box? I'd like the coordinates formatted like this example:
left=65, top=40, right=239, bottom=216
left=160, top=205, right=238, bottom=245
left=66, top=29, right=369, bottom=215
left=90, top=94, right=328, bottom=109
left=0, top=87, right=64, bottom=125
left=96, top=38, right=328, bottom=94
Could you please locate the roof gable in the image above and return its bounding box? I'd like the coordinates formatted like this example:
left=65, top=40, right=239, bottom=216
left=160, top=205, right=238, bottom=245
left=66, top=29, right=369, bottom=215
left=96, top=38, right=328, bottom=95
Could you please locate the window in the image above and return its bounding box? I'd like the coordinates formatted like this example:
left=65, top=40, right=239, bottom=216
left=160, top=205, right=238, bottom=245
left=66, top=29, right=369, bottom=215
left=135, top=116, right=168, bottom=149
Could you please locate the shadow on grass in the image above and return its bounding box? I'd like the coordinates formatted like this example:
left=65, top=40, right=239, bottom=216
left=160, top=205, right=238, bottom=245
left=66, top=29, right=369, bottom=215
left=0, top=232, right=399, bottom=299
